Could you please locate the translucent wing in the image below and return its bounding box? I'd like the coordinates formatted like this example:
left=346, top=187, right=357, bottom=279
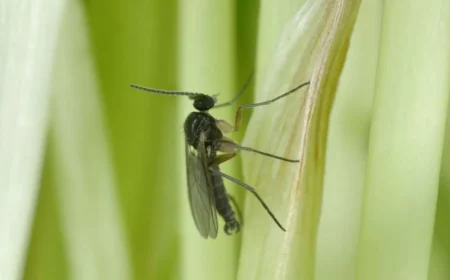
left=185, top=134, right=218, bottom=238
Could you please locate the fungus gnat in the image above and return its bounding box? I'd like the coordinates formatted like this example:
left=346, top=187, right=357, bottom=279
left=130, top=78, right=310, bottom=238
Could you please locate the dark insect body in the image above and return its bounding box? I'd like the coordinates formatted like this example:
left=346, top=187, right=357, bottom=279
left=210, top=158, right=240, bottom=235
left=131, top=78, right=310, bottom=238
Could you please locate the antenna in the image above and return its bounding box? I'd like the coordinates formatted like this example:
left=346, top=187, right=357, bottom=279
left=214, top=72, right=253, bottom=109
left=130, top=84, right=201, bottom=98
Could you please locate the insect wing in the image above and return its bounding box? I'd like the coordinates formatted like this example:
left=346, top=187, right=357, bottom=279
left=185, top=137, right=218, bottom=238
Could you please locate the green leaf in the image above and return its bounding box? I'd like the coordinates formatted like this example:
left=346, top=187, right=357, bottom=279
left=26, top=1, right=132, bottom=279
left=239, top=1, right=360, bottom=279
left=356, top=2, right=450, bottom=279
left=315, top=1, right=381, bottom=278
left=0, top=1, right=66, bottom=279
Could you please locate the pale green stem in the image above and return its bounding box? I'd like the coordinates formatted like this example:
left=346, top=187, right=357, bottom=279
left=256, top=0, right=308, bottom=78
left=239, top=0, right=360, bottom=279
left=356, top=1, right=450, bottom=279
left=316, top=1, right=381, bottom=279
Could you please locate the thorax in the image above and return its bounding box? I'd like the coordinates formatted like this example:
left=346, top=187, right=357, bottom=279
left=184, top=111, right=223, bottom=148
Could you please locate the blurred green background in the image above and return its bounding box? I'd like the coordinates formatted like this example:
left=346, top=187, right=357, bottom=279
left=8, top=0, right=449, bottom=280
left=24, top=0, right=259, bottom=279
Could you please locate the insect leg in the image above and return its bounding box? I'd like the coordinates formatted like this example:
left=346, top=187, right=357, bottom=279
left=210, top=152, right=237, bottom=166
left=209, top=167, right=286, bottom=232
left=232, top=81, right=310, bottom=132
left=216, top=119, right=234, bottom=134
left=216, top=139, right=299, bottom=163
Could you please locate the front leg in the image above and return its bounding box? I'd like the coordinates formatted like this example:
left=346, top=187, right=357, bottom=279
left=232, top=81, right=311, bottom=132
left=216, top=119, right=234, bottom=134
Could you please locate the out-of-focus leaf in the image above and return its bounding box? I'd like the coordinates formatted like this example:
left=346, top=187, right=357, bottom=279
left=0, top=1, right=66, bottom=279
left=356, top=2, right=450, bottom=279
left=84, top=0, right=181, bottom=279
left=26, top=1, right=132, bottom=279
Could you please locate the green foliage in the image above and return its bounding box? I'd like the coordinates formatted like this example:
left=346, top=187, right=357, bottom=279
left=2, top=0, right=448, bottom=280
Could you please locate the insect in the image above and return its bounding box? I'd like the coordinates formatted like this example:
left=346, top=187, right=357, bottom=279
left=131, top=78, right=310, bottom=238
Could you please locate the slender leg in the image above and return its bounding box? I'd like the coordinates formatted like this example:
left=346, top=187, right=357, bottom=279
left=233, top=81, right=310, bottom=132
left=209, top=167, right=286, bottom=232
left=216, top=139, right=299, bottom=163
